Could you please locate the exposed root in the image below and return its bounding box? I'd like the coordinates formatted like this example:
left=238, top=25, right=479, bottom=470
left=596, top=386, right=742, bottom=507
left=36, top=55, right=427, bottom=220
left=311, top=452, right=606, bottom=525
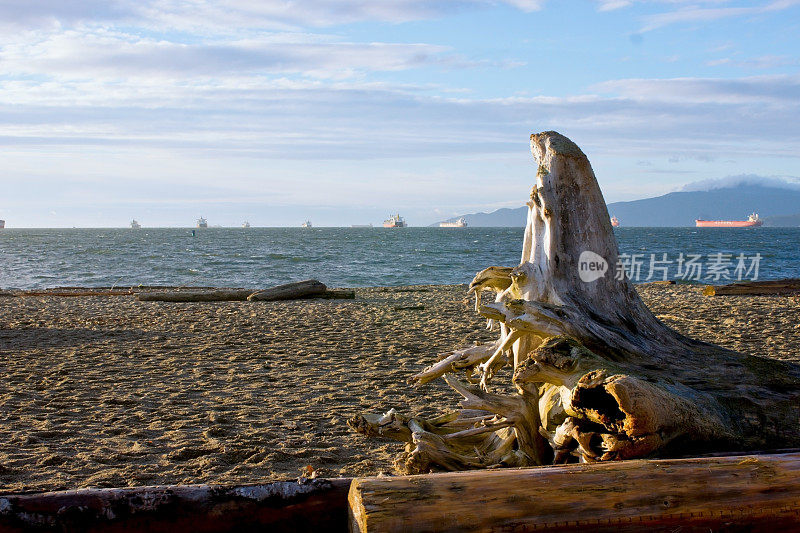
left=349, top=131, right=800, bottom=474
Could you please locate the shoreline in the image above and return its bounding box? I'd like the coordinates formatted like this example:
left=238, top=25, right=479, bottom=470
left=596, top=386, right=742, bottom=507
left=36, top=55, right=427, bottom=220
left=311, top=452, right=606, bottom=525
left=1, top=283, right=799, bottom=492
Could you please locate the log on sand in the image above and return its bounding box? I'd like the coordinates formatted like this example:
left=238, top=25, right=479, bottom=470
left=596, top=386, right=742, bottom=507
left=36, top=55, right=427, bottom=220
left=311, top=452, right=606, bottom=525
left=350, top=131, right=800, bottom=473
left=704, top=278, right=800, bottom=296
left=349, top=452, right=800, bottom=533
left=135, top=280, right=332, bottom=302
left=247, top=280, right=327, bottom=301
left=137, top=289, right=255, bottom=302
left=0, top=478, right=351, bottom=533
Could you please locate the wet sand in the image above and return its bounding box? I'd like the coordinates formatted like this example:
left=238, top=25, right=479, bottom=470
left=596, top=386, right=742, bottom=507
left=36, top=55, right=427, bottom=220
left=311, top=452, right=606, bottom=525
left=1, top=284, right=798, bottom=492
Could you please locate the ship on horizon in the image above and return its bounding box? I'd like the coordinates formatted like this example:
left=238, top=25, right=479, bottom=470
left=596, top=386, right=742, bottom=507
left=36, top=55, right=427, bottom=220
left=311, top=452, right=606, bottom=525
left=130, top=219, right=141, bottom=229
left=439, top=217, right=467, bottom=228
left=695, top=213, right=762, bottom=228
left=0, top=220, right=5, bottom=229
left=383, top=213, right=407, bottom=228
left=197, top=217, right=208, bottom=228
left=242, top=221, right=250, bottom=228
left=301, top=220, right=312, bottom=228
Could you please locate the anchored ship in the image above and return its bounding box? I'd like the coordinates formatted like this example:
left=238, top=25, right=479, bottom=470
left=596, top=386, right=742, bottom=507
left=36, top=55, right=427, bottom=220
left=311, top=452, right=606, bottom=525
left=439, top=217, right=467, bottom=228
left=696, top=213, right=762, bottom=228
left=301, top=220, right=312, bottom=228
left=383, top=213, right=407, bottom=228
left=197, top=217, right=208, bottom=228
left=130, top=219, right=141, bottom=229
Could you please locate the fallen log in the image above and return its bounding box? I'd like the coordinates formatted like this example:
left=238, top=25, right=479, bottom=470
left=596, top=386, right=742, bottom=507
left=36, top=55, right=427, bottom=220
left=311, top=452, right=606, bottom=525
left=319, top=289, right=356, bottom=299
left=21, top=290, right=135, bottom=297
left=349, top=452, right=800, bottom=533
left=247, top=280, right=327, bottom=301
left=704, top=278, right=800, bottom=296
left=350, top=131, right=800, bottom=473
left=0, top=478, right=351, bottom=533
left=137, top=289, right=255, bottom=302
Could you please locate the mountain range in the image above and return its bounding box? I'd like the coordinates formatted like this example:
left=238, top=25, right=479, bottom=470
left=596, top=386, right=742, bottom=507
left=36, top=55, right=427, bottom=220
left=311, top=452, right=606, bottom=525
left=436, top=184, right=800, bottom=227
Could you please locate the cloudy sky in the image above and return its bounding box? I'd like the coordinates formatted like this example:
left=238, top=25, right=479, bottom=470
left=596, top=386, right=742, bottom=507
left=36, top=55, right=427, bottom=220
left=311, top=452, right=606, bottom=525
left=2, top=0, right=799, bottom=227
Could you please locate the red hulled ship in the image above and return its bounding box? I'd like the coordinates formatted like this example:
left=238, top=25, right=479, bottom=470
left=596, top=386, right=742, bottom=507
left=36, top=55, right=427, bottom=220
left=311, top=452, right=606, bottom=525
left=695, top=213, right=762, bottom=228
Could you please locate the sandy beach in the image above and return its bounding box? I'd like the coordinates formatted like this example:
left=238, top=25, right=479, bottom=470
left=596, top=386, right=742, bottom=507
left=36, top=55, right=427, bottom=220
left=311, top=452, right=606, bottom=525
left=1, top=284, right=798, bottom=493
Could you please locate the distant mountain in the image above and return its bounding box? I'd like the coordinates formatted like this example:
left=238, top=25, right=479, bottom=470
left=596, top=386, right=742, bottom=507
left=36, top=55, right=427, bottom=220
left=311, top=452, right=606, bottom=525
left=762, top=213, right=800, bottom=227
left=607, top=185, right=800, bottom=227
left=439, top=184, right=800, bottom=227
left=433, top=207, right=527, bottom=227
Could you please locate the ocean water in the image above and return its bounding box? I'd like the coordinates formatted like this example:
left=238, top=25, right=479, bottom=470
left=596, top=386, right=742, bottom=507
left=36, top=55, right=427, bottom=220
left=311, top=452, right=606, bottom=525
left=0, top=227, right=797, bottom=290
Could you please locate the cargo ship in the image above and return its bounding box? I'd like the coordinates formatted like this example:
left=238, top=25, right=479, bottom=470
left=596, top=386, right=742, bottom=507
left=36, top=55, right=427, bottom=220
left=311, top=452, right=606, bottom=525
left=383, top=214, right=407, bottom=228
left=611, top=216, right=620, bottom=227
left=130, top=219, right=141, bottom=229
left=439, top=217, right=467, bottom=228
left=695, top=213, right=762, bottom=228
left=197, top=217, right=208, bottom=228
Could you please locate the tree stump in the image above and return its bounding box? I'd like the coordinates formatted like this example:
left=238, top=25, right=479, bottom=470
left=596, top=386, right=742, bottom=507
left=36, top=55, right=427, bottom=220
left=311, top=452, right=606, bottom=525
left=349, top=131, right=800, bottom=473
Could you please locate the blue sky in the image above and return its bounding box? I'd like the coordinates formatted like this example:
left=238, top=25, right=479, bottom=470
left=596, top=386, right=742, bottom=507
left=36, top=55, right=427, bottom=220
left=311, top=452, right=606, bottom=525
left=1, top=0, right=799, bottom=227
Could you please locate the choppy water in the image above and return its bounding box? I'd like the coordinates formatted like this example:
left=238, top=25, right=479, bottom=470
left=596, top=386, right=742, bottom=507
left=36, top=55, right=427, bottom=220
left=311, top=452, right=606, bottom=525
left=0, top=227, right=797, bottom=289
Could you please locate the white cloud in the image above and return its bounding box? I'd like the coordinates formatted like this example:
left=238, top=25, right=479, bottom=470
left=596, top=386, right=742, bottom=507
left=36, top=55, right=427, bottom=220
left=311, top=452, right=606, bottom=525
left=594, top=75, right=800, bottom=104
left=639, top=0, right=800, bottom=32
left=0, top=0, right=546, bottom=32
left=0, top=30, right=459, bottom=80
left=681, top=174, right=800, bottom=191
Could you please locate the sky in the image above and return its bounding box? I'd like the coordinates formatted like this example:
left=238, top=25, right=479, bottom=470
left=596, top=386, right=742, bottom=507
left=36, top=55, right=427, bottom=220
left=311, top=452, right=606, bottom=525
left=1, top=0, right=800, bottom=227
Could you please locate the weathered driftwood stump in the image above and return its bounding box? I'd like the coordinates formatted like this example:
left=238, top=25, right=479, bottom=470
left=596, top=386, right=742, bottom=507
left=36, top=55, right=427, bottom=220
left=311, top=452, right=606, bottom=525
left=350, top=131, right=800, bottom=474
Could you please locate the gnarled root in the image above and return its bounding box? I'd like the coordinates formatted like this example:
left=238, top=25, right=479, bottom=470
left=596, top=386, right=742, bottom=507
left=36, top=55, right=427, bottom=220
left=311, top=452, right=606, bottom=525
left=349, top=131, right=800, bottom=474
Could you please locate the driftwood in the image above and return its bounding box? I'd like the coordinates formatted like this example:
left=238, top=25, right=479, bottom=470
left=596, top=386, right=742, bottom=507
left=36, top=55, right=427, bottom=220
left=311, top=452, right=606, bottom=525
left=349, top=452, right=800, bottom=532
left=704, top=278, right=800, bottom=296
left=137, top=289, right=255, bottom=302
left=350, top=131, right=800, bottom=473
left=319, top=289, right=356, bottom=299
left=247, top=280, right=327, bottom=301
left=3, top=452, right=800, bottom=532
left=0, top=478, right=351, bottom=533
left=134, top=281, right=333, bottom=302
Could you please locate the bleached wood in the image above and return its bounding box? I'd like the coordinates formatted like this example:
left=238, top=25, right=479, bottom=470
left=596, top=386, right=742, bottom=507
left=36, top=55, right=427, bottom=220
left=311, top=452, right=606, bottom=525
left=348, top=452, right=800, bottom=533
left=351, top=131, right=800, bottom=473
left=704, top=278, right=800, bottom=296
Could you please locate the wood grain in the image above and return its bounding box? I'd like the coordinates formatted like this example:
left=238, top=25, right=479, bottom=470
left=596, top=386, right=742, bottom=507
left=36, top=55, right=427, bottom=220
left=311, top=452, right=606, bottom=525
left=349, top=452, right=800, bottom=532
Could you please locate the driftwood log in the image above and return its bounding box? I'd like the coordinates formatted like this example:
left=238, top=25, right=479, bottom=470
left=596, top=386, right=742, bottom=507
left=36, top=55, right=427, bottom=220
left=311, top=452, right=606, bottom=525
left=349, top=452, right=800, bottom=532
left=134, top=280, right=332, bottom=302
left=350, top=131, right=800, bottom=473
left=137, top=289, right=255, bottom=302
left=0, top=478, right=351, bottom=533
left=247, top=280, right=327, bottom=301
left=704, top=278, right=800, bottom=296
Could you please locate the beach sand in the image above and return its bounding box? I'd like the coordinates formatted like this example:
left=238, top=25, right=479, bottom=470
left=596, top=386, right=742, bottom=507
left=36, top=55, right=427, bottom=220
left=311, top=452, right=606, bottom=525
left=1, top=284, right=798, bottom=492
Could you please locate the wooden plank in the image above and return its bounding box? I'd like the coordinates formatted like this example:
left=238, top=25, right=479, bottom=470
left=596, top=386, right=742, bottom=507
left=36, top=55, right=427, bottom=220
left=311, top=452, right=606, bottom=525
left=0, top=478, right=352, bottom=533
left=136, top=289, right=255, bottom=302
left=247, top=280, right=327, bottom=301
left=704, top=278, right=800, bottom=296
left=348, top=452, right=800, bottom=532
